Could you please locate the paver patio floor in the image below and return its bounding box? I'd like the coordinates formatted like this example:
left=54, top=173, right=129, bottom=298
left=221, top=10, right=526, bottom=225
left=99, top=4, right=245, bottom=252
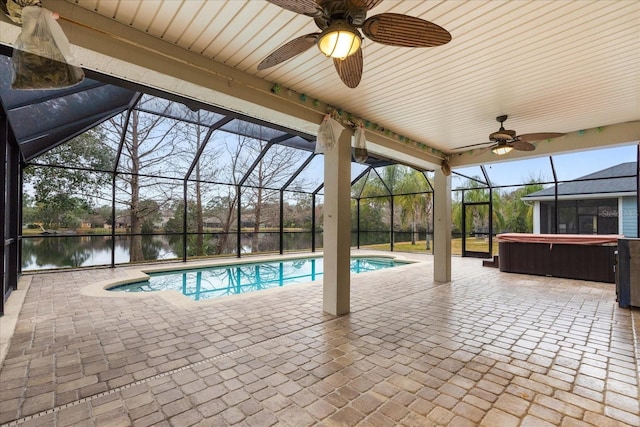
left=0, top=252, right=638, bottom=426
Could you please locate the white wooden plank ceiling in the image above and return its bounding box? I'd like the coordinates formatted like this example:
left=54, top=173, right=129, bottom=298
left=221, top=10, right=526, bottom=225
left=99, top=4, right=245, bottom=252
left=19, top=1, right=640, bottom=162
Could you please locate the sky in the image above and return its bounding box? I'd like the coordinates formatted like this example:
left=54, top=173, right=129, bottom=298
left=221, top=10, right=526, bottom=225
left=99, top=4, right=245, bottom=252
left=453, top=144, right=639, bottom=188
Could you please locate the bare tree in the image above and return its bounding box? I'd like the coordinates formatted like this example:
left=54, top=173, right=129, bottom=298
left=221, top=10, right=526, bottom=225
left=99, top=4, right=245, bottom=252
left=105, top=97, right=184, bottom=261
left=243, top=143, right=307, bottom=252
left=212, top=132, right=246, bottom=255
left=194, top=124, right=205, bottom=255
left=212, top=124, right=308, bottom=254
left=184, top=110, right=222, bottom=256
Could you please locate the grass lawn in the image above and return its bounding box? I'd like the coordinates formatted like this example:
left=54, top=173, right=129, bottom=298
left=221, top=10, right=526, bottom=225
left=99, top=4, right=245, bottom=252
left=362, top=237, right=499, bottom=256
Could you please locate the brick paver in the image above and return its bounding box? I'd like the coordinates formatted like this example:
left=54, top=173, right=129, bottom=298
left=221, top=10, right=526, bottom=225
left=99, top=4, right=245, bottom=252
left=0, top=252, right=638, bottom=426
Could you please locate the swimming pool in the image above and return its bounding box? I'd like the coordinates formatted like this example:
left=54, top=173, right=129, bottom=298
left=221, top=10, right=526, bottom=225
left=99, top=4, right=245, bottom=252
left=109, top=256, right=408, bottom=301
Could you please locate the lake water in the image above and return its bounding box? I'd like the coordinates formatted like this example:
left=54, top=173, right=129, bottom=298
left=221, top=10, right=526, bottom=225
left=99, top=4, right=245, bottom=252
left=21, top=232, right=319, bottom=270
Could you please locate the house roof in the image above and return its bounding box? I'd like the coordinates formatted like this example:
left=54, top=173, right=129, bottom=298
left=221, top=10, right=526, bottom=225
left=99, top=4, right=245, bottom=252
left=524, top=162, right=638, bottom=200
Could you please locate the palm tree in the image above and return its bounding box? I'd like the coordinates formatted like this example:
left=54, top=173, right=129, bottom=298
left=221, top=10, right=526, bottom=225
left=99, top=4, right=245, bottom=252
left=351, top=167, right=391, bottom=246
left=500, top=178, right=545, bottom=233
left=452, top=177, right=490, bottom=236
left=394, top=168, right=432, bottom=245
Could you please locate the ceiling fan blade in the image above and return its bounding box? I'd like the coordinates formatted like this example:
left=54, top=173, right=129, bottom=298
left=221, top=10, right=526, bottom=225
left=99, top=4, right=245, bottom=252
left=512, top=140, right=536, bottom=151
left=451, top=142, right=493, bottom=151
left=257, top=33, right=319, bottom=70
left=334, top=49, right=363, bottom=88
left=517, top=132, right=566, bottom=142
left=266, top=0, right=322, bottom=16
left=347, top=0, right=384, bottom=10
left=362, top=13, right=452, bottom=47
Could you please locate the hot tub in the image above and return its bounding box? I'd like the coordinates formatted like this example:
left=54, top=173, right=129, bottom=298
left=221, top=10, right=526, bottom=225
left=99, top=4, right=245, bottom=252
left=496, top=233, right=621, bottom=283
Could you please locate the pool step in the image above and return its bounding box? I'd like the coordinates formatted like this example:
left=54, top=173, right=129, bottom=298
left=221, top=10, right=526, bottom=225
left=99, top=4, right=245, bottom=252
left=482, top=255, right=499, bottom=268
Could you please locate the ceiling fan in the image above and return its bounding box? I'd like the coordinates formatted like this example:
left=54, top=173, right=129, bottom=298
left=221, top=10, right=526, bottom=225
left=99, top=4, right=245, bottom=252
left=453, top=115, right=566, bottom=155
left=257, top=0, right=451, bottom=88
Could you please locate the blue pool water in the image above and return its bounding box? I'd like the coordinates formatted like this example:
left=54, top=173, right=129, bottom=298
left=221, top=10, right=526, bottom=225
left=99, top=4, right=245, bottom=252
left=109, top=257, right=408, bottom=301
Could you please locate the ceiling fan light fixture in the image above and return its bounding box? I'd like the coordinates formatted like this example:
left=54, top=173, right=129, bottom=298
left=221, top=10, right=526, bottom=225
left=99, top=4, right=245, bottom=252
left=318, top=20, right=362, bottom=59
left=492, top=144, right=513, bottom=155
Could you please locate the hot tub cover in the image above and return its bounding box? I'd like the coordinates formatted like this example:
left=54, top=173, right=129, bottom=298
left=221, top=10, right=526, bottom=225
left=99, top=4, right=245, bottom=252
left=496, top=233, right=622, bottom=245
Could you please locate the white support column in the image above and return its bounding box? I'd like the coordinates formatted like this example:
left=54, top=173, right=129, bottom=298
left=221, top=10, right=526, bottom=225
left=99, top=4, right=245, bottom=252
left=434, top=169, right=452, bottom=283
left=323, top=128, right=352, bottom=315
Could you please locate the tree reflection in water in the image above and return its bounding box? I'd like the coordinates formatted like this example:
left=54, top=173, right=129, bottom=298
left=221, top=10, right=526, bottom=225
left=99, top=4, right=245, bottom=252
left=22, top=233, right=316, bottom=270
left=22, top=235, right=176, bottom=270
left=112, top=257, right=405, bottom=301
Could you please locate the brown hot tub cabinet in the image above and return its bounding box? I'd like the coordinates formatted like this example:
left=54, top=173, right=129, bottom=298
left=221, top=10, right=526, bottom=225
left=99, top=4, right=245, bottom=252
left=497, top=233, right=620, bottom=283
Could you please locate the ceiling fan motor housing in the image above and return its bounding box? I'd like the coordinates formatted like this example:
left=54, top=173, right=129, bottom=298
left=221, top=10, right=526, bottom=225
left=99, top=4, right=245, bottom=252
left=490, top=129, right=517, bottom=141
left=490, top=115, right=516, bottom=141
left=316, top=0, right=368, bottom=28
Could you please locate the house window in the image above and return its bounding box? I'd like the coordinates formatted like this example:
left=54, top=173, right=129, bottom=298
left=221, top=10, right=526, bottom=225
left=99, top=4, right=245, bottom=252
left=540, top=199, right=618, bottom=234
